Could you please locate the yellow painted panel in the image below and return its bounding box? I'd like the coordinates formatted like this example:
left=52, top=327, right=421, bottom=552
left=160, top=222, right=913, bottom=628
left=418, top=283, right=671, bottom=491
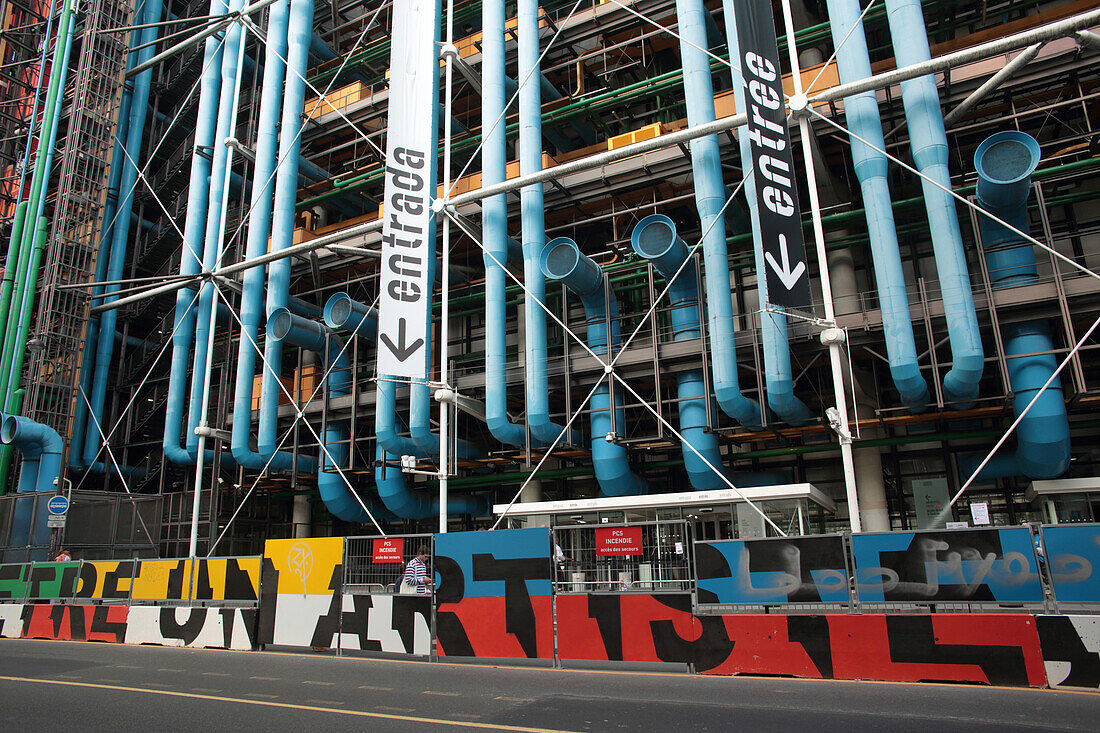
left=130, top=559, right=193, bottom=601
left=198, top=557, right=261, bottom=601
left=264, top=536, right=344, bottom=595
left=75, top=561, right=134, bottom=599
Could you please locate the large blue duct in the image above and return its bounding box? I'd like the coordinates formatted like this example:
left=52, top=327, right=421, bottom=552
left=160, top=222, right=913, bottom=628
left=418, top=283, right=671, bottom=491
left=825, top=0, right=928, bottom=408
left=164, top=0, right=227, bottom=464
left=517, top=0, right=571, bottom=445
left=884, top=0, right=983, bottom=405
left=232, top=0, right=297, bottom=471
left=84, top=0, right=164, bottom=465
left=259, top=0, right=313, bottom=462
left=631, top=215, right=728, bottom=490
left=187, top=0, right=246, bottom=459
left=962, top=131, right=1069, bottom=480
left=540, top=237, right=646, bottom=497
left=268, top=308, right=390, bottom=522
left=717, top=0, right=811, bottom=425
left=323, top=294, right=486, bottom=519
left=2, top=415, right=62, bottom=548
left=481, top=0, right=526, bottom=448
left=676, top=0, right=760, bottom=426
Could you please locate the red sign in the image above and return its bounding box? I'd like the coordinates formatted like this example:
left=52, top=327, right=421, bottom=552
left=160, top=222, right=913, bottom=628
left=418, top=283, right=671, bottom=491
left=595, top=527, right=643, bottom=556
left=372, top=538, right=404, bottom=563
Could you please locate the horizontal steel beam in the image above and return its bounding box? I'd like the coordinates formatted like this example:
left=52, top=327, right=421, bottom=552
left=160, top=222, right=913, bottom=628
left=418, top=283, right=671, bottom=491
left=90, top=7, right=1100, bottom=315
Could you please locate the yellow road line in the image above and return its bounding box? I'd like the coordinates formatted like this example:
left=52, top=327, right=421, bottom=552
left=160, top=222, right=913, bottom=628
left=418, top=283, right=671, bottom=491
left=0, top=675, right=579, bottom=733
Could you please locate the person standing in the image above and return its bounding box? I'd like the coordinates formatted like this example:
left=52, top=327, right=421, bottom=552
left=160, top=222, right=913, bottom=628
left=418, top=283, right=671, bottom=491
left=401, top=546, right=433, bottom=594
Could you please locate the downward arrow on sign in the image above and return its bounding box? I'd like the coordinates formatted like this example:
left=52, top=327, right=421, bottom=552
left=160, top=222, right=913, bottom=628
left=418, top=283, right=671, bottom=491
left=764, top=234, right=807, bottom=291
left=380, top=317, right=425, bottom=362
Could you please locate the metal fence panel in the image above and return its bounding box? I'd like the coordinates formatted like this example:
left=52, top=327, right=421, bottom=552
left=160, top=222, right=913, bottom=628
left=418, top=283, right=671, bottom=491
left=850, top=527, right=1043, bottom=604
left=695, top=534, right=849, bottom=605
left=1040, top=523, right=1100, bottom=603
left=554, top=521, right=691, bottom=593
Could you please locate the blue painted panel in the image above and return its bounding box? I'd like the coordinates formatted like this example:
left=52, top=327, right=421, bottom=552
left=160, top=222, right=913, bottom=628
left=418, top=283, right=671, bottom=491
left=433, top=527, right=552, bottom=599
left=695, top=535, right=848, bottom=604
left=851, top=527, right=1042, bottom=602
left=1041, top=524, right=1100, bottom=603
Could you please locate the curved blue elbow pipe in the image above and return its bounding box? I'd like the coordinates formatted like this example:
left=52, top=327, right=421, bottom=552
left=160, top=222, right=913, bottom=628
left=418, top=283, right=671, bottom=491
left=518, top=0, right=571, bottom=445
left=631, top=215, right=729, bottom=490
left=885, top=0, right=983, bottom=405
left=825, top=0, right=928, bottom=408
left=718, top=0, right=811, bottom=425
left=481, top=0, right=526, bottom=448
left=962, top=131, right=1069, bottom=480
left=2, top=415, right=62, bottom=547
left=679, top=0, right=762, bottom=426
left=187, top=0, right=245, bottom=459
left=84, top=0, right=164, bottom=465
left=321, top=296, right=486, bottom=518
left=259, top=0, right=313, bottom=461
left=540, top=237, right=646, bottom=497
left=164, top=0, right=227, bottom=464
left=232, top=0, right=296, bottom=471
left=269, top=308, right=397, bottom=520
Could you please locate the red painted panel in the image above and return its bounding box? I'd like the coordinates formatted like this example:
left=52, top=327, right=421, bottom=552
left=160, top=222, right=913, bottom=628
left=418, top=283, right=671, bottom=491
left=617, top=594, right=698, bottom=663
left=21, top=604, right=128, bottom=643
left=436, top=595, right=553, bottom=659
left=702, top=616, right=825, bottom=678
left=829, top=614, right=1044, bottom=687
left=555, top=595, right=610, bottom=661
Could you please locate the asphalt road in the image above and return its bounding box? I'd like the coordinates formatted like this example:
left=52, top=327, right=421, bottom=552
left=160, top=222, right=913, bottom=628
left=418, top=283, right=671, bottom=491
left=1, top=639, right=1097, bottom=731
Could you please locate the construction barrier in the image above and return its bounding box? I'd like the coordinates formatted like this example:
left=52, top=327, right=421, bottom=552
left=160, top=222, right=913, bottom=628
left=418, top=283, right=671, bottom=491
left=0, top=525, right=1098, bottom=689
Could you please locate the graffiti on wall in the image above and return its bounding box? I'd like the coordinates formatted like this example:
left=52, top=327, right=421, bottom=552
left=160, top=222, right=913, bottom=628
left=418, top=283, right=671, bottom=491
left=434, top=528, right=553, bottom=659
left=1039, top=525, right=1100, bottom=603
left=695, top=535, right=849, bottom=604
left=314, top=593, right=432, bottom=655
left=124, top=606, right=258, bottom=650
left=259, top=536, right=345, bottom=649
left=850, top=528, right=1043, bottom=602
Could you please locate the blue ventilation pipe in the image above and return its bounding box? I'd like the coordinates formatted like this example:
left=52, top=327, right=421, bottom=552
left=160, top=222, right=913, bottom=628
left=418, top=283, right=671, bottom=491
left=631, top=215, right=728, bottom=490
left=164, top=0, right=226, bottom=464
left=825, top=0, right=928, bottom=407
left=962, top=132, right=1069, bottom=480
left=2, top=415, right=62, bottom=548
left=518, top=0, right=571, bottom=445
left=884, top=0, right=983, bottom=405
left=481, top=0, right=526, bottom=448
left=259, top=0, right=313, bottom=461
left=187, top=0, right=245, bottom=460
left=322, top=294, right=487, bottom=519
left=83, top=0, right=164, bottom=465
left=540, top=238, right=646, bottom=497
left=676, top=0, right=760, bottom=426
left=718, top=0, right=811, bottom=424
left=268, top=308, right=391, bottom=522
left=232, top=0, right=298, bottom=471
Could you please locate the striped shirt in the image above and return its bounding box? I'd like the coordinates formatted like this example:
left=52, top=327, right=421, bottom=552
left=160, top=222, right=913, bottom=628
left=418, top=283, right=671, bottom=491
left=402, top=556, right=430, bottom=594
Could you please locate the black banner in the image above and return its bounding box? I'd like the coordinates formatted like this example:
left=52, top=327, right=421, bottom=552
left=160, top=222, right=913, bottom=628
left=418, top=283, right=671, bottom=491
left=734, top=0, right=812, bottom=310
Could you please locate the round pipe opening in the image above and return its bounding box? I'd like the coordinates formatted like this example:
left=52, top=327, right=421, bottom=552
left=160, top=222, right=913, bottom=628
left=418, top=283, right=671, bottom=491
left=974, top=131, right=1040, bottom=185
left=631, top=214, right=677, bottom=260
left=269, top=308, right=293, bottom=341
left=0, top=416, right=15, bottom=445
left=325, top=293, right=352, bottom=328
left=541, top=238, right=579, bottom=280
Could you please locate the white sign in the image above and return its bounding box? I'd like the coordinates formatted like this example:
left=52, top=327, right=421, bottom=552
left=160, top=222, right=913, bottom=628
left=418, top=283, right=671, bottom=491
left=946, top=521, right=969, bottom=530
left=971, top=502, right=991, bottom=525
left=377, top=0, right=436, bottom=379
left=47, top=515, right=67, bottom=528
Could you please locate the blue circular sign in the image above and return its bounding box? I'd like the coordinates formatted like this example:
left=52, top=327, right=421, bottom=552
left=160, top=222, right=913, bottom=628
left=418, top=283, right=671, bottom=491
left=47, top=495, right=69, bottom=515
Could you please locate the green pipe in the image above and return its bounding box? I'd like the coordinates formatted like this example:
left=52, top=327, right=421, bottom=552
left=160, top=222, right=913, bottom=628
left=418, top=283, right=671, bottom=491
left=0, top=217, right=48, bottom=486
left=0, top=201, right=30, bottom=355
left=0, top=388, right=24, bottom=495
left=0, top=0, right=74, bottom=407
